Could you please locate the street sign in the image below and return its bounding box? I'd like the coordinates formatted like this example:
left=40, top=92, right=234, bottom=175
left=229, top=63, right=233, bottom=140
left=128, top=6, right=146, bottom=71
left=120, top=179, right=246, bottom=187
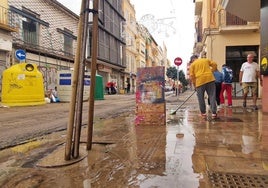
left=174, top=57, right=182, bottom=66
left=15, top=49, right=26, bottom=61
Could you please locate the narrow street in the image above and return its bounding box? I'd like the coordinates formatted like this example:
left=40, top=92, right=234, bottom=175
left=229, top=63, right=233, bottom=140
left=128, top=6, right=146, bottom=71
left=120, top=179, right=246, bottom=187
left=0, top=94, right=136, bottom=150
left=0, top=91, right=268, bottom=188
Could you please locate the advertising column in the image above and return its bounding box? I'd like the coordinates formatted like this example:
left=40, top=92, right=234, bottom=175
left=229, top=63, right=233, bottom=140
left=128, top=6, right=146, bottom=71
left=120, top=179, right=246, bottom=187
left=135, top=66, right=166, bottom=126
left=260, top=0, right=268, bottom=112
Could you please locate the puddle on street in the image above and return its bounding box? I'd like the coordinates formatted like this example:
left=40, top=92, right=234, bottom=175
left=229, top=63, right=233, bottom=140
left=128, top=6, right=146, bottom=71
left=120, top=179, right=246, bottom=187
left=1, top=104, right=267, bottom=188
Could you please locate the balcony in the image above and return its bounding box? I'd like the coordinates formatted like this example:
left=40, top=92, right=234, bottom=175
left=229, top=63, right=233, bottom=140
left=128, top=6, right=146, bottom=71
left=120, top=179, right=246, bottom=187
left=221, top=0, right=260, bottom=22
left=0, top=5, right=18, bottom=32
left=6, top=5, right=75, bottom=61
left=194, top=0, right=202, bottom=16
left=218, top=10, right=260, bottom=34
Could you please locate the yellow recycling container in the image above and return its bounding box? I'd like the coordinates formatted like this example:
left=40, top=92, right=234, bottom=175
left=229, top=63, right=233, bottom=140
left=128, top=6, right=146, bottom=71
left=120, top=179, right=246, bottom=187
left=1, top=63, right=45, bottom=106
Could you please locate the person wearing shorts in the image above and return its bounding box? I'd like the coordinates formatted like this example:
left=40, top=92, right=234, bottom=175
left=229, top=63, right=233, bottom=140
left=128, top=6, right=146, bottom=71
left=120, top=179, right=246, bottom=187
left=239, top=53, right=263, bottom=110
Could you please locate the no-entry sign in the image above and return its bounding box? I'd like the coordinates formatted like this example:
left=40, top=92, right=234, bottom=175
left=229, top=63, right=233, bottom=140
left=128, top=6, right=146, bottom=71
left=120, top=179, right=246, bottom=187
left=174, top=57, right=182, bottom=66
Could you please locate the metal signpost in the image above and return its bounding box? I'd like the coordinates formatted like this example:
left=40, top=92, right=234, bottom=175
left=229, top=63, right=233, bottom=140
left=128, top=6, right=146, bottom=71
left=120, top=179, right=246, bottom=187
left=174, top=57, right=182, bottom=96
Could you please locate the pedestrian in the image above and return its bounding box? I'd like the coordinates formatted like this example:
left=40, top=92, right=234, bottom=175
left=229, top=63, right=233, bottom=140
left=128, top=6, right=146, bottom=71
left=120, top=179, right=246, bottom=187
left=106, top=82, right=112, bottom=94
left=220, top=64, right=233, bottom=107
left=52, top=86, right=58, bottom=98
left=127, top=82, right=131, bottom=93
left=110, top=82, right=117, bottom=94
left=239, top=53, right=263, bottom=110
left=172, top=83, right=175, bottom=92
left=49, top=86, right=60, bottom=103
left=189, top=55, right=218, bottom=119
left=208, top=65, right=223, bottom=108
left=178, top=84, right=182, bottom=93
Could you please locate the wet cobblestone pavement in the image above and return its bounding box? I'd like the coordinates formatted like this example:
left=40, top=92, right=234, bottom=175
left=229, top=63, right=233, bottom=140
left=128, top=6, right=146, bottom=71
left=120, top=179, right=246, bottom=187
left=0, top=90, right=268, bottom=187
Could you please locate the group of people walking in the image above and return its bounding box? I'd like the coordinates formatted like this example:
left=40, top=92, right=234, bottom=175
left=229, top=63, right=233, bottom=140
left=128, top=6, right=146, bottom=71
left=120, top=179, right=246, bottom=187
left=105, top=81, right=131, bottom=95
left=189, top=53, right=262, bottom=119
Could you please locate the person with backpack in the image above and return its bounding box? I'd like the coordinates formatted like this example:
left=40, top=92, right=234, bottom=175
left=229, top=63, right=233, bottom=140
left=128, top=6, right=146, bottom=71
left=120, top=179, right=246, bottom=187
left=208, top=65, right=223, bottom=108
left=220, top=64, right=233, bottom=107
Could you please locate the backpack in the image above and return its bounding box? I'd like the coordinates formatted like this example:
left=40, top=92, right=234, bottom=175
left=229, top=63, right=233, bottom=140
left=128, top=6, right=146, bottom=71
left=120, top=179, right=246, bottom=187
left=223, top=66, right=233, bottom=83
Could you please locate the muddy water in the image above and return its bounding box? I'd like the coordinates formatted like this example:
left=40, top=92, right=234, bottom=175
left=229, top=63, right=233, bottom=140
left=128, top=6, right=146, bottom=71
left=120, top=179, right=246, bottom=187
left=0, top=112, right=200, bottom=187
left=80, top=114, right=201, bottom=187
left=1, top=94, right=268, bottom=188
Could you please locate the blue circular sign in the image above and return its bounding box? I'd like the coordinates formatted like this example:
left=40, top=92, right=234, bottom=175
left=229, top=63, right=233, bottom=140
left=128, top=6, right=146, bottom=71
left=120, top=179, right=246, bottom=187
left=15, top=49, right=26, bottom=61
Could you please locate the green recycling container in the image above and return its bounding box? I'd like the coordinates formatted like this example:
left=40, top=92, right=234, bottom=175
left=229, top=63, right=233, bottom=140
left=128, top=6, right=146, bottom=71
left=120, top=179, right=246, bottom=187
left=95, top=74, right=104, bottom=100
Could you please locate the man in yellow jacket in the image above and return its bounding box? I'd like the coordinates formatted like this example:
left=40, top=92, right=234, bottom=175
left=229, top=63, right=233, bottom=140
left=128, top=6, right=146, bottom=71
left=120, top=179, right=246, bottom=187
left=189, top=55, right=218, bottom=119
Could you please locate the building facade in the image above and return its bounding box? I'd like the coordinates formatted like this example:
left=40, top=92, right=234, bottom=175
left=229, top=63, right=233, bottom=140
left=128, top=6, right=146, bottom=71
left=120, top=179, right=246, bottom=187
left=121, top=0, right=169, bottom=93
left=93, top=0, right=126, bottom=92
left=135, top=24, right=147, bottom=69
left=5, top=0, right=79, bottom=91
left=122, top=0, right=137, bottom=93
left=0, top=0, right=170, bottom=99
left=0, top=0, right=16, bottom=94
left=193, top=0, right=260, bottom=96
left=0, top=0, right=126, bottom=96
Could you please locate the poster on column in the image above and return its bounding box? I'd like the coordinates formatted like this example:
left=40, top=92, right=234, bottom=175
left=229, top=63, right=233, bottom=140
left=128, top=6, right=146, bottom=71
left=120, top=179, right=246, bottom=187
left=261, top=1, right=268, bottom=75
left=135, top=66, right=166, bottom=126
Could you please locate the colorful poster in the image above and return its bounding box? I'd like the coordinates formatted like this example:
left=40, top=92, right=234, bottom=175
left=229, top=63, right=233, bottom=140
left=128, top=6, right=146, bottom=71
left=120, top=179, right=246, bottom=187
left=261, top=1, right=268, bottom=75
left=135, top=66, right=166, bottom=125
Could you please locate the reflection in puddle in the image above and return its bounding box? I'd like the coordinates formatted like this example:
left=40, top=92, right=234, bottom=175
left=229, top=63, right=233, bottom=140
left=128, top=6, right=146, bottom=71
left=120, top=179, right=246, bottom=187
left=130, top=110, right=201, bottom=187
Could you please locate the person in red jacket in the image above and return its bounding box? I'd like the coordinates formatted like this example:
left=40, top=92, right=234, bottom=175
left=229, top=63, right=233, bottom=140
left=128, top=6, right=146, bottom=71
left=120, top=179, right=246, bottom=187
left=220, top=64, right=233, bottom=107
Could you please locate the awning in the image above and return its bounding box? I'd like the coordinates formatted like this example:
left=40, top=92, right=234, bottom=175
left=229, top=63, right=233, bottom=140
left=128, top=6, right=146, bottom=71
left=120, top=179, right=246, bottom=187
left=221, top=0, right=260, bottom=22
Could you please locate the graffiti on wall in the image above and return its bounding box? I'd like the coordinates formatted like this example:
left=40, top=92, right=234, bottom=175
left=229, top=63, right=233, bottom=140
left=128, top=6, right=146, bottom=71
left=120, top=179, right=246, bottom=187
left=38, top=65, right=58, bottom=90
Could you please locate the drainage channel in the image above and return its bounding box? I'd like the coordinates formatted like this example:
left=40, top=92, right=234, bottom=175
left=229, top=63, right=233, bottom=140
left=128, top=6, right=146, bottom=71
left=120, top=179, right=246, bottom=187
left=208, top=171, right=268, bottom=188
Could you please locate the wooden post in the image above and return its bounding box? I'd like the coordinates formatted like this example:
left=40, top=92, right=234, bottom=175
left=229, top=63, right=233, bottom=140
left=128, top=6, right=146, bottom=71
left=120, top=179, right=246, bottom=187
left=65, top=0, right=87, bottom=160
left=73, top=0, right=90, bottom=159
left=87, top=0, right=99, bottom=150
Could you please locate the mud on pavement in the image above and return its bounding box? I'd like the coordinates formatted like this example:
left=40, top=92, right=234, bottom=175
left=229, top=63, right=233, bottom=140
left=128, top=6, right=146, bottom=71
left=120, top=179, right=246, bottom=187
left=1, top=91, right=268, bottom=187
left=0, top=92, right=200, bottom=188
left=0, top=112, right=178, bottom=188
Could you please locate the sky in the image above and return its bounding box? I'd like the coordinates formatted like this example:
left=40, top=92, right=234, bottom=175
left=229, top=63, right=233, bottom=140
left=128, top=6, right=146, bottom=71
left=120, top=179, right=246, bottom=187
left=57, top=0, right=195, bottom=71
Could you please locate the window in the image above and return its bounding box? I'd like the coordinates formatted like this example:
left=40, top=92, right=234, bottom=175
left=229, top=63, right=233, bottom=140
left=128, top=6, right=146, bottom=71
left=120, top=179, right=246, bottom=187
left=64, top=34, right=73, bottom=55
left=57, top=28, right=76, bottom=56
left=20, top=7, right=40, bottom=45
left=22, top=19, right=38, bottom=45
left=141, top=43, right=145, bottom=54
left=10, top=6, right=49, bottom=46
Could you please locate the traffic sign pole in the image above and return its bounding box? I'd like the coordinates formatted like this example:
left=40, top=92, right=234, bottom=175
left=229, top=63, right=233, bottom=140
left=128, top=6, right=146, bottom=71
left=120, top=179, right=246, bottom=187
left=177, top=66, right=179, bottom=96
left=174, top=57, right=183, bottom=96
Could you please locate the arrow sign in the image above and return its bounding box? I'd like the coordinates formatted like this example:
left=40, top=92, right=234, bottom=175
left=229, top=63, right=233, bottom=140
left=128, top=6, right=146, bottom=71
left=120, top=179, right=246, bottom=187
left=174, top=57, right=182, bottom=66
left=15, top=49, right=26, bottom=61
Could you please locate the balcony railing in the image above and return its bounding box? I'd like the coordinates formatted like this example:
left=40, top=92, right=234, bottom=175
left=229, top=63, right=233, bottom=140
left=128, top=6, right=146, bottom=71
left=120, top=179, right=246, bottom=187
left=226, top=12, right=247, bottom=26
left=0, top=5, right=18, bottom=32
left=218, top=10, right=259, bottom=32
